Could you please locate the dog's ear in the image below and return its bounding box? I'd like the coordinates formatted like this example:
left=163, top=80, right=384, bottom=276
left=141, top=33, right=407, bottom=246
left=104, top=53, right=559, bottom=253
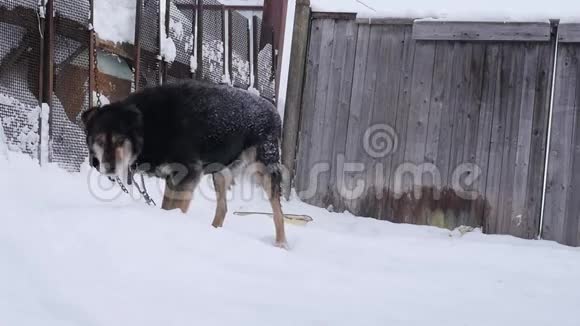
left=81, top=107, right=99, bottom=128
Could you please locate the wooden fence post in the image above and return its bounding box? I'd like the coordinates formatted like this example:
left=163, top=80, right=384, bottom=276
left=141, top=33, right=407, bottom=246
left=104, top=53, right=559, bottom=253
left=281, top=0, right=310, bottom=199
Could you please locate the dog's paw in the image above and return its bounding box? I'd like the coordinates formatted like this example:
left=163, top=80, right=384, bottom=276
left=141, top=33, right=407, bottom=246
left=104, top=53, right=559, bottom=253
left=274, top=240, right=289, bottom=250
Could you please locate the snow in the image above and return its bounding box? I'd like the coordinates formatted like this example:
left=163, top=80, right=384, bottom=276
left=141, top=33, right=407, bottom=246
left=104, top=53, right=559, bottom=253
left=159, top=0, right=178, bottom=63
left=0, top=93, right=41, bottom=157
left=93, top=0, right=136, bottom=44
left=160, top=31, right=177, bottom=63
left=310, top=0, right=580, bottom=21
left=1, top=152, right=580, bottom=325
left=0, top=118, right=7, bottom=160
left=40, top=103, right=50, bottom=166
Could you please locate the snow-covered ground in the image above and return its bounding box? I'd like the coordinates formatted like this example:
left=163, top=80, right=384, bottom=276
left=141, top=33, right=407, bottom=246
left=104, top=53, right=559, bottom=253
left=1, top=152, right=580, bottom=325
left=311, top=0, right=580, bottom=21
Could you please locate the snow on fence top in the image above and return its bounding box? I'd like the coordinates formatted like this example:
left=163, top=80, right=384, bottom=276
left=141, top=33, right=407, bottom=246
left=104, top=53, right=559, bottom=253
left=94, top=0, right=137, bottom=44
left=311, top=0, right=580, bottom=22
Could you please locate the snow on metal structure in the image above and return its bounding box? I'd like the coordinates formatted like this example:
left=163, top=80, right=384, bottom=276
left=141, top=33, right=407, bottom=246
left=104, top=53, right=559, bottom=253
left=0, top=1, right=43, bottom=160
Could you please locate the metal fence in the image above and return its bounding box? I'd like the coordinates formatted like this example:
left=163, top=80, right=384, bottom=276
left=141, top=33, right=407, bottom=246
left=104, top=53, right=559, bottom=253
left=0, top=1, right=43, bottom=159
left=0, top=0, right=275, bottom=172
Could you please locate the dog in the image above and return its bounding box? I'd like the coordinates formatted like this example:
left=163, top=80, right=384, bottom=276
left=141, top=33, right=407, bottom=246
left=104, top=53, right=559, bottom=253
left=81, top=81, right=287, bottom=248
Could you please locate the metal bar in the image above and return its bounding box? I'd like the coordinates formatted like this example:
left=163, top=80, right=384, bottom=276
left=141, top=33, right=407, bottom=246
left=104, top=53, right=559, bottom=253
left=190, top=0, right=196, bottom=79
left=134, top=0, right=143, bottom=90
left=176, top=4, right=263, bottom=11
left=196, top=0, right=204, bottom=80
left=38, top=6, right=45, bottom=106
left=88, top=0, right=95, bottom=108
left=44, top=0, right=55, bottom=163
left=222, top=7, right=226, bottom=78
left=252, top=15, right=259, bottom=89
left=228, top=9, right=233, bottom=85
left=37, top=0, right=46, bottom=162
left=162, top=0, right=171, bottom=83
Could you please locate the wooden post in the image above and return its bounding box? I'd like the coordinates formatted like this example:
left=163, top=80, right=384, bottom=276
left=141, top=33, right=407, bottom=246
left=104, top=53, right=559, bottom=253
left=281, top=0, right=310, bottom=199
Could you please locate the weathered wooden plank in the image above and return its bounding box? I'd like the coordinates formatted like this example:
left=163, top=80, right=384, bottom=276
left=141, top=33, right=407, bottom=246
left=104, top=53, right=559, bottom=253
left=559, top=23, right=580, bottom=43
left=460, top=43, right=486, bottom=228
left=295, top=18, right=326, bottom=198
left=305, top=19, right=336, bottom=206
left=563, top=47, right=580, bottom=246
left=497, top=44, right=525, bottom=235
left=379, top=25, right=415, bottom=220
left=311, top=12, right=357, bottom=20
left=388, top=25, right=416, bottom=223
left=359, top=25, right=405, bottom=219
left=509, top=43, right=541, bottom=238
left=327, top=21, right=358, bottom=213
left=342, top=23, right=371, bottom=212
left=400, top=40, right=436, bottom=225
left=413, top=21, right=551, bottom=42
left=477, top=44, right=502, bottom=232
left=442, top=42, right=472, bottom=230
left=315, top=19, right=348, bottom=207
left=543, top=44, right=578, bottom=243
left=314, top=20, right=357, bottom=210
left=525, top=39, right=554, bottom=242
left=484, top=44, right=510, bottom=233
left=349, top=25, right=385, bottom=215
left=424, top=41, right=455, bottom=228
left=356, top=17, right=414, bottom=25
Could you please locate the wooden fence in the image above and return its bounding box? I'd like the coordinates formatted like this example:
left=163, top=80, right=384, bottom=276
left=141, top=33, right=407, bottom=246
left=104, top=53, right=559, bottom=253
left=286, top=13, right=580, bottom=246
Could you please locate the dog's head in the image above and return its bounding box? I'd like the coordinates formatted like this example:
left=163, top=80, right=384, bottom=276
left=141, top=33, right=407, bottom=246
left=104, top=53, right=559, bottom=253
left=82, top=103, right=144, bottom=177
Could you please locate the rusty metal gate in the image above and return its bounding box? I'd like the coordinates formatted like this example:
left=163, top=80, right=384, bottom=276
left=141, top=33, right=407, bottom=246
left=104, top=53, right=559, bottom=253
left=48, top=0, right=92, bottom=171
left=0, top=0, right=275, bottom=172
left=0, top=1, right=43, bottom=159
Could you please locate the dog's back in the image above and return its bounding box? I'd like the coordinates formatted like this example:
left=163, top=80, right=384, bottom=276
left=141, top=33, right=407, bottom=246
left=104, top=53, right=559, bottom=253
left=124, top=81, right=281, bottom=169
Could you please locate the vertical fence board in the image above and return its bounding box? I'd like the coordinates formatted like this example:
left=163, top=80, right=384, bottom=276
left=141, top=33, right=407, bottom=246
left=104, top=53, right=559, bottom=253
left=543, top=44, right=578, bottom=244
left=295, top=18, right=324, bottom=198
left=342, top=23, right=371, bottom=211
left=509, top=44, right=540, bottom=238
left=327, top=20, right=358, bottom=211
left=374, top=25, right=407, bottom=219
left=387, top=25, right=415, bottom=223
left=544, top=44, right=580, bottom=246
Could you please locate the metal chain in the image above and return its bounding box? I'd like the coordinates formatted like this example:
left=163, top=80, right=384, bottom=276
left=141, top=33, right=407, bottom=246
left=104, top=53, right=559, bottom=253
left=109, top=176, right=130, bottom=194
left=92, top=32, right=152, bottom=205
left=132, top=173, right=156, bottom=206
left=92, top=31, right=102, bottom=107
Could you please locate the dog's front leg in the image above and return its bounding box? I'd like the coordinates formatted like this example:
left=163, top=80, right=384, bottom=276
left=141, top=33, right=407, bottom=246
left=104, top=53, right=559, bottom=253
left=162, top=164, right=201, bottom=213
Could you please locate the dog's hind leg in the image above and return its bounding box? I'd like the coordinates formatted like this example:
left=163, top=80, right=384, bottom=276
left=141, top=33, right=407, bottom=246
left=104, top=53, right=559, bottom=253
left=256, top=139, right=287, bottom=248
left=211, top=172, right=228, bottom=228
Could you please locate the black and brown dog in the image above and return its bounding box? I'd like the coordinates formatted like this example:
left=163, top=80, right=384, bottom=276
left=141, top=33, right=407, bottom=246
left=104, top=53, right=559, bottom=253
left=82, top=81, right=287, bottom=248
